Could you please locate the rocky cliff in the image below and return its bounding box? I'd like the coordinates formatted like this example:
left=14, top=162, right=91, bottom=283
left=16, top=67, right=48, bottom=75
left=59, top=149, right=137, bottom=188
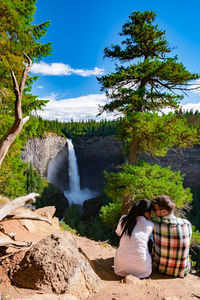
left=73, top=135, right=125, bottom=192
left=22, top=135, right=125, bottom=194
left=21, top=133, right=68, bottom=186
left=21, top=134, right=200, bottom=194
left=140, top=145, right=200, bottom=191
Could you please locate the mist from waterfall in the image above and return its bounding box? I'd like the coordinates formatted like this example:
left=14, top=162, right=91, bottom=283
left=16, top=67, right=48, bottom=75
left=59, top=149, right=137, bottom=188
left=64, top=139, right=98, bottom=206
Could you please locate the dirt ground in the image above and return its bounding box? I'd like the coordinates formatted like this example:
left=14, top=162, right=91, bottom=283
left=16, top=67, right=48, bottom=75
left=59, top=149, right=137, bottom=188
left=0, top=220, right=200, bottom=300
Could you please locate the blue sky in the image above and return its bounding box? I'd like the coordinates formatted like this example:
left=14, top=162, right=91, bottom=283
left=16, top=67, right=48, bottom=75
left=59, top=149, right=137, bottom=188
left=31, top=0, right=200, bottom=121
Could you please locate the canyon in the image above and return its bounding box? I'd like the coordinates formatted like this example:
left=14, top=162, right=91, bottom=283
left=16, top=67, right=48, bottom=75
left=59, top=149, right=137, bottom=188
left=21, top=134, right=200, bottom=195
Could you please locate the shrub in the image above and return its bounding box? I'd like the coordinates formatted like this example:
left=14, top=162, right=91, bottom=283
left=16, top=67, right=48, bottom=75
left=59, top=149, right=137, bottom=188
left=100, top=162, right=193, bottom=227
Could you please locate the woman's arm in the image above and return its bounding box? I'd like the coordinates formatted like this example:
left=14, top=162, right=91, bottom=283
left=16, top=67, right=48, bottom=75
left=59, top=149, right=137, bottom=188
left=115, top=215, right=126, bottom=236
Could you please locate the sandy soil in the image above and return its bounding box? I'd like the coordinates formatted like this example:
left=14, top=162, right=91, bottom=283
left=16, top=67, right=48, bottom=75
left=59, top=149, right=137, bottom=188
left=0, top=220, right=200, bottom=300
left=75, top=235, right=200, bottom=300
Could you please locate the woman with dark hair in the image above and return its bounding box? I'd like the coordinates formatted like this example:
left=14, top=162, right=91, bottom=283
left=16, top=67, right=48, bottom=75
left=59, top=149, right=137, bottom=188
left=114, top=199, right=154, bottom=278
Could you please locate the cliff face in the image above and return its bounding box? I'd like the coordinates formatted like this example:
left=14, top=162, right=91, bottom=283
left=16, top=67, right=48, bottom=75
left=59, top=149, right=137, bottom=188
left=22, top=134, right=200, bottom=194
left=141, top=145, right=200, bottom=191
left=73, top=135, right=125, bottom=192
left=21, top=133, right=67, bottom=178
left=21, top=135, right=125, bottom=194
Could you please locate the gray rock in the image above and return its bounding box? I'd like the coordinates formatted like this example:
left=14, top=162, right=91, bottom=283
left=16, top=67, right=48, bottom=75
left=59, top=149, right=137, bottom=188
left=73, top=135, right=125, bottom=192
left=140, top=145, right=200, bottom=191
left=21, top=133, right=67, bottom=178
left=11, top=231, right=103, bottom=298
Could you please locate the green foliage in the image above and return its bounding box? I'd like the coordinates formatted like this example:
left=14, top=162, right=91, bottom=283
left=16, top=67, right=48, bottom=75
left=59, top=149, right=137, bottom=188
left=60, top=221, right=77, bottom=235
left=98, top=11, right=198, bottom=115
left=24, top=163, right=44, bottom=194
left=63, top=203, right=119, bottom=244
left=27, top=112, right=200, bottom=141
left=0, top=0, right=51, bottom=171
left=187, top=189, right=200, bottom=231
left=119, top=112, right=199, bottom=157
left=0, top=0, right=52, bottom=84
left=35, top=181, right=67, bottom=216
left=64, top=204, right=81, bottom=229
left=98, top=10, right=199, bottom=163
left=191, top=226, right=200, bottom=245
left=0, top=153, right=27, bottom=198
left=100, top=162, right=193, bottom=227
left=190, top=226, right=200, bottom=269
left=33, top=116, right=121, bottom=138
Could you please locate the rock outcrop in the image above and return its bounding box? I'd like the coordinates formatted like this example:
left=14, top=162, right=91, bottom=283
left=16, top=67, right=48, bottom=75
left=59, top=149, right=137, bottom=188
left=11, top=231, right=103, bottom=298
left=21, top=133, right=67, bottom=178
left=140, top=145, right=200, bottom=191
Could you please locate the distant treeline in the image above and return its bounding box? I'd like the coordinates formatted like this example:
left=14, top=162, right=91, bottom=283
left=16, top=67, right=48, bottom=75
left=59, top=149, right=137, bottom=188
left=34, top=117, right=122, bottom=138
left=34, top=110, right=200, bottom=138
left=183, top=110, right=200, bottom=128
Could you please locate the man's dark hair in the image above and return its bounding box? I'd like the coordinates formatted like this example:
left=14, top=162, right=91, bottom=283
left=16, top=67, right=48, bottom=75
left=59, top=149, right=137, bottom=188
left=153, top=195, right=175, bottom=213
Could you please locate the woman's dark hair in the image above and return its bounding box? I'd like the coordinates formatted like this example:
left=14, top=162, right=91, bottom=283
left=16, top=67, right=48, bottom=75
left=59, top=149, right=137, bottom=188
left=120, top=199, right=153, bottom=238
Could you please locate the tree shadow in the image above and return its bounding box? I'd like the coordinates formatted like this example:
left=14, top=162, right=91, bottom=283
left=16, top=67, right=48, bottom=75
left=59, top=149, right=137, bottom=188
left=91, top=257, right=124, bottom=281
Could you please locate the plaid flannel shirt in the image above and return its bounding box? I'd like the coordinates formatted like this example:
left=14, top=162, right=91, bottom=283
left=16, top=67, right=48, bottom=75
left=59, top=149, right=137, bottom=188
left=152, top=214, right=192, bottom=278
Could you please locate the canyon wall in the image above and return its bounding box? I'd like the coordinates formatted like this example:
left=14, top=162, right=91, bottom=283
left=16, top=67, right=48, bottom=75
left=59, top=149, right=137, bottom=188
left=22, top=134, right=200, bottom=193
left=21, top=133, right=69, bottom=192
left=73, top=135, right=125, bottom=192
left=140, top=145, right=200, bottom=191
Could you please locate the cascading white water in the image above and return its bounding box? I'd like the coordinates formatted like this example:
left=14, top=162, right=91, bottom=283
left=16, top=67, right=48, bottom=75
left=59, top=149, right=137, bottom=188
left=64, top=139, right=98, bottom=206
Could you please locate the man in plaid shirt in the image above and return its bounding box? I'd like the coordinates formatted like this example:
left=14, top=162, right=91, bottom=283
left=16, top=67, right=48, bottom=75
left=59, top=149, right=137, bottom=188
left=152, top=195, right=192, bottom=278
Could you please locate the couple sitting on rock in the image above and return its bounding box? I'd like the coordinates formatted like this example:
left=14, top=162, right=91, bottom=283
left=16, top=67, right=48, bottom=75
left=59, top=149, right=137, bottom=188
left=114, top=195, right=192, bottom=279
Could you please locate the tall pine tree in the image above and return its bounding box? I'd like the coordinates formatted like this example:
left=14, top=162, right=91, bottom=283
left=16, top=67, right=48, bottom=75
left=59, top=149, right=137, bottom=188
left=98, top=11, right=199, bottom=163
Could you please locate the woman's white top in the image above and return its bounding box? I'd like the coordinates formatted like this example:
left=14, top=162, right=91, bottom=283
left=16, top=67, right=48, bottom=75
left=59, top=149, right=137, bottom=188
left=114, top=215, right=154, bottom=278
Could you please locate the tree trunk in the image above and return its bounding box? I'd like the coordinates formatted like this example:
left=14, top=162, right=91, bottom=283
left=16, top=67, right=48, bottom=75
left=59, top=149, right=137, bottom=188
left=0, top=116, right=29, bottom=166
left=121, top=194, right=134, bottom=216
left=0, top=54, right=32, bottom=167
left=122, top=135, right=140, bottom=214
left=128, top=134, right=140, bottom=165
left=0, top=193, right=39, bottom=222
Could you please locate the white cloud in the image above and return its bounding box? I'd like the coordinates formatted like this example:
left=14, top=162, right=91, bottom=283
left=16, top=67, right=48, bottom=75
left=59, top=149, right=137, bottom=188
left=35, top=93, right=200, bottom=122
left=31, top=62, right=105, bottom=77
left=36, top=85, right=44, bottom=89
left=162, top=102, right=200, bottom=114
left=36, top=93, right=119, bottom=121
left=180, top=102, right=200, bottom=112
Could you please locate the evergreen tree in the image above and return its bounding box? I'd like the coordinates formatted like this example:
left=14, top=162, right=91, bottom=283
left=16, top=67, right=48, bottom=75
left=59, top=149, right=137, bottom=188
left=0, top=0, right=51, bottom=166
left=98, top=11, right=199, bottom=163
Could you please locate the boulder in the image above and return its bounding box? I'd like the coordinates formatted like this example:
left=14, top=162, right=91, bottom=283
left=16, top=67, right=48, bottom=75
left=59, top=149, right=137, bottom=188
left=11, top=231, right=103, bottom=298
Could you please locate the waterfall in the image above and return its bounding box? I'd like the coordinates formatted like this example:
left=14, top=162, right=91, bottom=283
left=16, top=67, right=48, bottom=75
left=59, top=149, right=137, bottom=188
left=64, top=139, right=98, bottom=206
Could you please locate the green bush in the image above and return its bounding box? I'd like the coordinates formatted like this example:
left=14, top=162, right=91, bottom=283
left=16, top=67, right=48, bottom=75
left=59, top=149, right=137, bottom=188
left=187, top=190, right=200, bottom=231
left=64, top=204, right=81, bottom=229
left=63, top=204, right=119, bottom=245
left=100, top=162, right=193, bottom=227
